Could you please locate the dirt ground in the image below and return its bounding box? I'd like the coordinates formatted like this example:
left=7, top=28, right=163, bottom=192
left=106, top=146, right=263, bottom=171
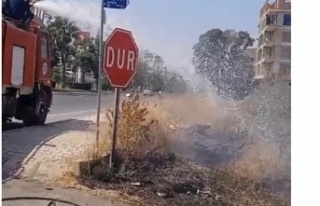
left=77, top=89, right=290, bottom=206
left=3, top=88, right=291, bottom=206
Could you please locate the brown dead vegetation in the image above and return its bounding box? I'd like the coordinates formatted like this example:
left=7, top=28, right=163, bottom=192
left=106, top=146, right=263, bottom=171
left=77, top=93, right=290, bottom=206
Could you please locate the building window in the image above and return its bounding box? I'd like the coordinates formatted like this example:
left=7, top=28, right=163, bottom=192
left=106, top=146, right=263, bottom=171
left=266, top=14, right=277, bottom=25
left=280, top=63, right=291, bottom=75
left=264, top=63, right=272, bottom=76
left=283, top=14, right=291, bottom=26
left=258, top=49, right=262, bottom=61
left=265, top=31, right=274, bottom=42
left=281, top=47, right=291, bottom=59
left=258, top=36, right=263, bottom=46
left=264, top=63, right=272, bottom=70
left=256, top=65, right=263, bottom=77
left=282, top=31, right=291, bottom=43
left=264, top=47, right=273, bottom=58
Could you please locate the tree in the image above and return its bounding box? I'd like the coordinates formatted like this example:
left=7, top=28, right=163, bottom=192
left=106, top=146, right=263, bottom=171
left=75, top=31, right=101, bottom=86
left=165, top=72, right=188, bottom=93
left=133, top=57, right=150, bottom=89
left=131, top=50, right=188, bottom=93
left=192, top=29, right=255, bottom=99
left=91, top=32, right=101, bottom=83
left=52, top=69, right=61, bottom=85
left=45, top=14, right=187, bottom=92
left=74, top=51, right=93, bottom=82
left=73, top=37, right=99, bottom=83
left=46, top=17, right=79, bottom=87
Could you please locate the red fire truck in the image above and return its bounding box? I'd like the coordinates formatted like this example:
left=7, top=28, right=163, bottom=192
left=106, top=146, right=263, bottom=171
left=2, top=7, right=56, bottom=126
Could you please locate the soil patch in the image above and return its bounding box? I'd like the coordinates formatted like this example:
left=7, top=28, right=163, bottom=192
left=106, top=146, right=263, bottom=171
left=76, top=151, right=288, bottom=206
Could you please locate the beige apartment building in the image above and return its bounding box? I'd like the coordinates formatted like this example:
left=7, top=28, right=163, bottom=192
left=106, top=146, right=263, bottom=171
left=254, top=0, right=291, bottom=81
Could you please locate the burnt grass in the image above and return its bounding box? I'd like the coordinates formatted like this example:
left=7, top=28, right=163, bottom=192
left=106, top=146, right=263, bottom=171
left=77, top=151, right=289, bottom=206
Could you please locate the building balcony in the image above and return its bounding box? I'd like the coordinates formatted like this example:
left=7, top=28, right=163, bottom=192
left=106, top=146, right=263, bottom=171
left=265, top=24, right=278, bottom=32
left=263, top=5, right=291, bottom=16
left=254, top=74, right=265, bottom=80
left=259, top=25, right=291, bottom=38
left=280, top=42, right=291, bottom=46
left=256, top=55, right=274, bottom=65
left=262, top=40, right=291, bottom=48
left=260, top=0, right=291, bottom=17
left=253, top=69, right=265, bottom=80
left=258, top=39, right=274, bottom=48
left=277, top=75, right=291, bottom=82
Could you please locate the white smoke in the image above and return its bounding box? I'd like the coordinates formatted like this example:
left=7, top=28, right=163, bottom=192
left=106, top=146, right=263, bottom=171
left=33, top=0, right=106, bottom=32
left=32, top=0, right=194, bottom=76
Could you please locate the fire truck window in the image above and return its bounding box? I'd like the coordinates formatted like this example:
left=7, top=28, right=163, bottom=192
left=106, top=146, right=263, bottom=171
left=41, top=34, right=48, bottom=58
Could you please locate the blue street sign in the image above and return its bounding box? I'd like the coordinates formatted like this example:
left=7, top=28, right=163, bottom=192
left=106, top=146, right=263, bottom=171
left=103, top=0, right=130, bottom=9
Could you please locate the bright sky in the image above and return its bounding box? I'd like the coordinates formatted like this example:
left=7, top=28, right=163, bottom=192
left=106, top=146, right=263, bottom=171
left=103, top=0, right=266, bottom=70
left=44, top=0, right=266, bottom=74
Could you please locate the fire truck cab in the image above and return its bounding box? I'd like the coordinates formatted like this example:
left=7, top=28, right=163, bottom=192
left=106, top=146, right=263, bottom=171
left=2, top=17, right=56, bottom=126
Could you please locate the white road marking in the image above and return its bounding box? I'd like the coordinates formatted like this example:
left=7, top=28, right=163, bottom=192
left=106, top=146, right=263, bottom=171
left=48, top=110, right=97, bottom=117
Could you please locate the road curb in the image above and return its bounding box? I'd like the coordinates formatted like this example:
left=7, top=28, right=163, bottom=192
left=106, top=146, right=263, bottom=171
left=53, top=92, right=98, bottom=96
left=2, top=119, right=79, bottom=134
left=2, top=111, right=106, bottom=133
left=53, top=90, right=112, bottom=96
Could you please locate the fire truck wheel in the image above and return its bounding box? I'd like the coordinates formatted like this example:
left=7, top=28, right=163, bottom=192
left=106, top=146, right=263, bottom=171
left=23, top=91, right=48, bottom=126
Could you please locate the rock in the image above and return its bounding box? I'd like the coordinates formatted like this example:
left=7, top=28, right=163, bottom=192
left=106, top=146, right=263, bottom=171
left=131, top=182, right=142, bottom=186
left=155, top=181, right=174, bottom=198
left=156, top=191, right=168, bottom=197
left=199, top=188, right=211, bottom=197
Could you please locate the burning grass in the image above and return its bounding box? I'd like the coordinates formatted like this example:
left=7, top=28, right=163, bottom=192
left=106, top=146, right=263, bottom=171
left=77, top=93, right=290, bottom=206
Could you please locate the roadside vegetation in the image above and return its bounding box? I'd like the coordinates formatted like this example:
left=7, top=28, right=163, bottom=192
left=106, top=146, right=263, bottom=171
left=72, top=90, right=290, bottom=206
left=46, top=17, right=188, bottom=92
left=47, top=14, right=290, bottom=206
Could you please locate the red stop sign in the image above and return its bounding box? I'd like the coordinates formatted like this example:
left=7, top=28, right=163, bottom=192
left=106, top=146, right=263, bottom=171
left=103, top=28, right=139, bottom=88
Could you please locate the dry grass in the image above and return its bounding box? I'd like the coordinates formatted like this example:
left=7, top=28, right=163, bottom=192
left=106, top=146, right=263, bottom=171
left=76, top=93, right=290, bottom=206
left=156, top=94, right=224, bottom=129
left=105, top=94, right=172, bottom=159
left=79, top=94, right=174, bottom=181
left=208, top=140, right=290, bottom=206
left=236, top=140, right=289, bottom=178
left=208, top=166, right=287, bottom=206
left=83, top=94, right=174, bottom=162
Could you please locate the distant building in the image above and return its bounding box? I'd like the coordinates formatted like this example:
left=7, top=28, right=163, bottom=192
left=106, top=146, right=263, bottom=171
left=254, top=0, right=291, bottom=82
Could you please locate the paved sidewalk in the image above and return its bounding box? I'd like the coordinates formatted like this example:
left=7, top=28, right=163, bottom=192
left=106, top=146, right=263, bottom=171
left=2, top=115, right=139, bottom=206
left=2, top=116, right=97, bottom=181
left=2, top=179, right=133, bottom=206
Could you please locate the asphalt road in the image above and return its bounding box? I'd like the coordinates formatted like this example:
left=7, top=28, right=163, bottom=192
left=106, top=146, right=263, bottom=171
left=46, top=92, right=114, bottom=123
left=3, top=92, right=158, bottom=130
left=3, top=92, right=114, bottom=130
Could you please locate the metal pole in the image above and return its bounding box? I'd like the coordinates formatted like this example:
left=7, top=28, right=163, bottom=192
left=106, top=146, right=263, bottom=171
left=95, top=0, right=105, bottom=147
left=109, top=87, right=120, bottom=168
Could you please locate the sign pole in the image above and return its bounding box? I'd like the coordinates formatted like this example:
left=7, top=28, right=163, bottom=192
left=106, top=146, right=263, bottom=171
left=96, top=0, right=106, bottom=148
left=109, top=87, right=120, bottom=168
left=103, top=28, right=138, bottom=168
left=100, top=0, right=134, bottom=168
